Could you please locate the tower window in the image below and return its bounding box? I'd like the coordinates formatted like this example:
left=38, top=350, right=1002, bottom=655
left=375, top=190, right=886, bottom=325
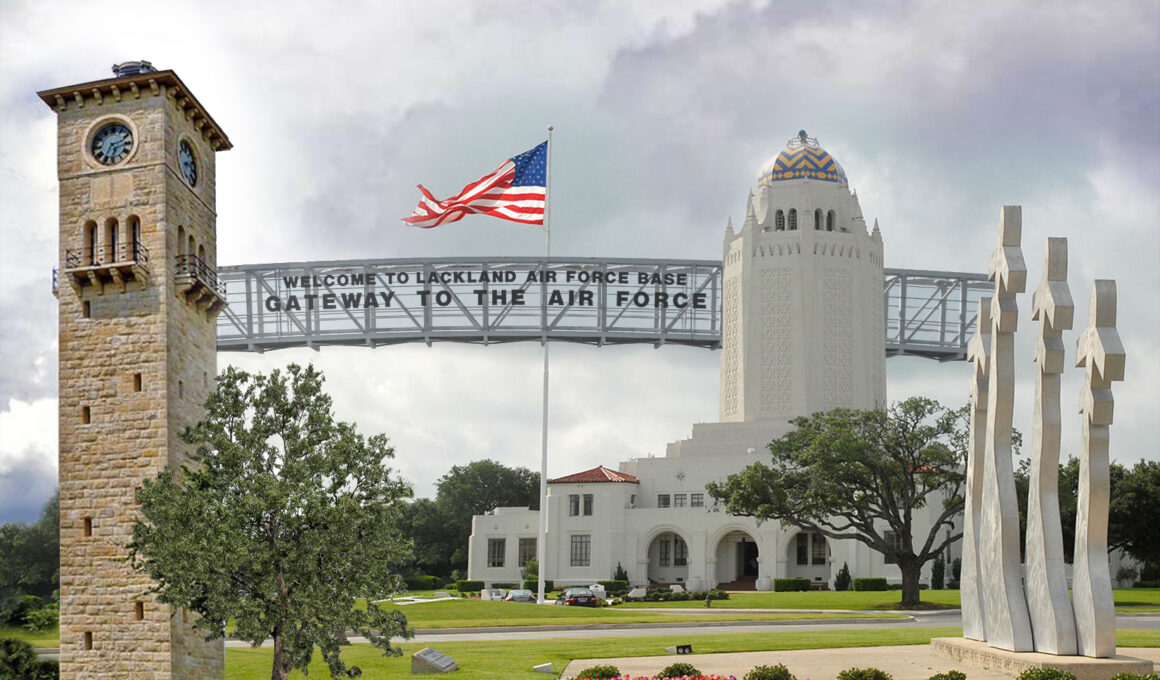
left=104, top=217, right=119, bottom=263
left=827, top=210, right=836, bottom=232
left=135, top=601, right=145, bottom=620
left=127, top=215, right=141, bottom=260
left=83, top=517, right=92, bottom=537
left=82, top=301, right=91, bottom=318
left=81, top=406, right=91, bottom=424
left=178, top=381, right=184, bottom=398
left=775, top=210, right=785, bottom=231
left=84, top=632, right=93, bottom=650
left=84, top=220, right=98, bottom=265
left=133, top=373, right=142, bottom=392
left=788, top=209, right=798, bottom=231
left=814, top=209, right=823, bottom=230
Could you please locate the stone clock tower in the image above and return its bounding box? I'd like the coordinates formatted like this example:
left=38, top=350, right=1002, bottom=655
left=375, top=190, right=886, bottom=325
left=39, top=61, right=229, bottom=679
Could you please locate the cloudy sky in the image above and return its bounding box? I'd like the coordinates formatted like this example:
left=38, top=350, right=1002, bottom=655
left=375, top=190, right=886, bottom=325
left=1, top=0, right=1157, bottom=524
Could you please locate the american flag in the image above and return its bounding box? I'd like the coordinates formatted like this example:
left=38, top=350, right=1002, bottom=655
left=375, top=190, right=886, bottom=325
left=403, top=141, right=547, bottom=228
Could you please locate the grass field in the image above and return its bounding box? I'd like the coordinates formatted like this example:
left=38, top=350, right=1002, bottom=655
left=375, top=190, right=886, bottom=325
left=0, top=624, right=59, bottom=647
left=223, top=627, right=1160, bottom=680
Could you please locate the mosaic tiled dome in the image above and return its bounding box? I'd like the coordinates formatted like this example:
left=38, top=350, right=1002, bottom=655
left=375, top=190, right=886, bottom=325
left=758, top=130, right=848, bottom=187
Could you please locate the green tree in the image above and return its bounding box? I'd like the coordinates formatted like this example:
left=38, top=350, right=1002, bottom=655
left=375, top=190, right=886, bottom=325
left=401, top=459, right=539, bottom=576
left=128, top=364, right=413, bottom=680
left=0, top=489, right=60, bottom=600
left=708, top=397, right=963, bottom=607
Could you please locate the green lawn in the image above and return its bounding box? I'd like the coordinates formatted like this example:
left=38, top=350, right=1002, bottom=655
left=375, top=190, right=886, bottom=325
left=616, top=590, right=962, bottom=611
left=389, top=598, right=900, bottom=628
left=223, top=627, right=1160, bottom=680
left=0, top=624, right=59, bottom=648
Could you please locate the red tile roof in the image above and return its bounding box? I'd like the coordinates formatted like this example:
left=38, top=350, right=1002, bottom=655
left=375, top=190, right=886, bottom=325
left=548, top=466, right=639, bottom=484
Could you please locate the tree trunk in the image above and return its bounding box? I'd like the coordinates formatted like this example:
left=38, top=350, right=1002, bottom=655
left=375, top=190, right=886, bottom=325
left=899, top=560, right=923, bottom=608
left=271, top=633, right=289, bottom=680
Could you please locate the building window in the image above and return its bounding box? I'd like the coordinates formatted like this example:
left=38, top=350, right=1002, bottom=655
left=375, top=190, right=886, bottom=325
left=82, top=300, right=91, bottom=318
left=518, top=538, right=536, bottom=568
left=775, top=209, right=785, bottom=231
left=884, top=530, right=903, bottom=564
left=796, top=533, right=808, bottom=566
left=84, top=220, right=98, bottom=264
left=674, top=536, right=688, bottom=566
left=815, top=208, right=823, bottom=230
left=812, top=534, right=827, bottom=565
left=570, top=535, right=591, bottom=567
left=659, top=538, right=671, bottom=566
left=487, top=538, right=505, bottom=568
left=83, top=517, right=92, bottom=538
left=569, top=494, right=579, bottom=516
left=582, top=494, right=593, bottom=516
left=673, top=494, right=687, bottom=508
left=84, top=631, right=93, bottom=650
left=133, top=373, right=142, bottom=392
left=690, top=493, right=704, bottom=508
left=81, top=406, right=91, bottom=424
left=788, top=209, right=798, bottom=231
left=135, top=601, right=145, bottom=621
left=827, top=210, right=836, bottom=231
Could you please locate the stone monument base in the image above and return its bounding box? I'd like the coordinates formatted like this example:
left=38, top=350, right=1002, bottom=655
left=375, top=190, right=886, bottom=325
left=930, top=638, right=1153, bottom=679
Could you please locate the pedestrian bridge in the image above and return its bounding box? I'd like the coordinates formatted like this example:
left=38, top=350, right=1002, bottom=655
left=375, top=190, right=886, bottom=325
left=214, top=257, right=989, bottom=361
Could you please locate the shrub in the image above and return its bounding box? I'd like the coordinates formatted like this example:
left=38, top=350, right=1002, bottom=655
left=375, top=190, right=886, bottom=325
left=597, top=580, right=629, bottom=593
left=522, top=579, right=553, bottom=591
left=403, top=574, right=441, bottom=590
left=657, top=661, right=701, bottom=678
left=1134, top=580, right=1160, bottom=588
left=838, top=668, right=894, bottom=680
left=931, top=555, right=945, bottom=590
left=952, top=557, right=962, bottom=582
left=0, top=594, right=41, bottom=626
left=575, top=664, right=621, bottom=679
left=614, top=562, right=629, bottom=582
left=745, top=663, right=796, bottom=680
left=928, top=672, right=966, bottom=680
left=1016, top=669, right=1077, bottom=680
left=773, top=578, right=810, bottom=592
left=455, top=580, right=484, bottom=593
left=23, top=602, right=59, bottom=632
left=854, top=577, right=889, bottom=591
left=1108, top=674, right=1152, bottom=680
left=491, top=583, right=517, bottom=589
left=835, top=562, right=852, bottom=591
left=0, top=637, right=59, bottom=680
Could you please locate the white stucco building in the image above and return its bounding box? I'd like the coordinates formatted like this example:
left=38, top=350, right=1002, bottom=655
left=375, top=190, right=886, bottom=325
left=468, top=132, right=948, bottom=590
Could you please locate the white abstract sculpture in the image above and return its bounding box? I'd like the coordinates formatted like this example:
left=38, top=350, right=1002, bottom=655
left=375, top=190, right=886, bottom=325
left=1025, top=238, right=1078, bottom=655
left=1073, top=280, right=1125, bottom=658
left=979, top=206, right=1034, bottom=652
left=961, top=296, right=992, bottom=641
left=962, top=207, right=1126, bottom=660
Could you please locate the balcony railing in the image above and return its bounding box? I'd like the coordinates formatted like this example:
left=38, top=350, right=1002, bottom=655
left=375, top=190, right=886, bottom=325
left=175, top=254, right=227, bottom=314
left=61, top=240, right=150, bottom=290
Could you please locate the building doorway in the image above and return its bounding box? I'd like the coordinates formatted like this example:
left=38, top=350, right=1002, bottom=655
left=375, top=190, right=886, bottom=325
left=714, top=530, right=760, bottom=589
left=646, top=531, right=689, bottom=586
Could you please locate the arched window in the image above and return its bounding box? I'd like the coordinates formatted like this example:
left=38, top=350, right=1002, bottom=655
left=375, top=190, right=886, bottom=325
left=188, top=235, right=196, bottom=261
left=127, top=215, right=141, bottom=260
left=788, top=209, right=798, bottom=231
left=827, top=210, right=835, bottom=232
left=84, top=220, right=98, bottom=265
left=198, top=244, right=206, bottom=266
left=103, top=217, right=119, bottom=263
left=814, top=209, right=823, bottom=230
left=775, top=210, right=785, bottom=231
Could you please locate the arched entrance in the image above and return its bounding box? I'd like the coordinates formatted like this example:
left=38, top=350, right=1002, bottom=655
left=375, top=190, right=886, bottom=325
left=644, top=530, right=690, bottom=586
left=784, top=529, right=830, bottom=585
left=713, top=529, right=760, bottom=589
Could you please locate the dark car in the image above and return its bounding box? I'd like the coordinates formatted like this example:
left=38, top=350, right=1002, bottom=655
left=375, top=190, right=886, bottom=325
left=555, top=587, right=598, bottom=607
left=504, top=589, right=536, bottom=603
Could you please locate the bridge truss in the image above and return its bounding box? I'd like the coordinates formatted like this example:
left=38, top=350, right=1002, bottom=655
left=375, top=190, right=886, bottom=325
left=216, top=257, right=989, bottom=361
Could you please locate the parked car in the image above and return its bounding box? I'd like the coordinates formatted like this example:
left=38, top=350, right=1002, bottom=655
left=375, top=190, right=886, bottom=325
left=555, top=587, right=598, bottom=607
left=504, top=589, right=536, bottom=603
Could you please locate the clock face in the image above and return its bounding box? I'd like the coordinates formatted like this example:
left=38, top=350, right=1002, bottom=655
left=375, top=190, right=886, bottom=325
left=178, top=140, right=198, bottom=187
left=91, top=123, right=133, bottom=165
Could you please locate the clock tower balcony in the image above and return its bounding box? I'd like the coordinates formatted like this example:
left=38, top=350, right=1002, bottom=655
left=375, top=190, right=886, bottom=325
left=175, top=253, right=227, bottom=315
left=62, top=240, right=150, bottom=292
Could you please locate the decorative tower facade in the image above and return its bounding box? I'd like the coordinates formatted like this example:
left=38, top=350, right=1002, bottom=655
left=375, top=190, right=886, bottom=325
left=719, top=131, right=885, bottom=425
left=40, top=61, right=230, bottom=679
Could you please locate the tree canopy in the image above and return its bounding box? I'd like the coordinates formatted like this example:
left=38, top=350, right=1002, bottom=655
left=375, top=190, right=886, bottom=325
left=0, top=489, right=59, bottom=600
left=129, top=364, right=413, bottom=680
left=707, top=397, right=964, bottom=607
left=400, top=459, right=539, bottom=577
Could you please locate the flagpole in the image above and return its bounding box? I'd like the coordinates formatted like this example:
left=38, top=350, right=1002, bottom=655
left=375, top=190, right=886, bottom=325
left=536, top=127, right=553, bottom=605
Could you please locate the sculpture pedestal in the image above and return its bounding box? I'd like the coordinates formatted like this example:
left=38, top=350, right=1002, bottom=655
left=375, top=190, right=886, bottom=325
left=930, top=638, right=1153, bottom=679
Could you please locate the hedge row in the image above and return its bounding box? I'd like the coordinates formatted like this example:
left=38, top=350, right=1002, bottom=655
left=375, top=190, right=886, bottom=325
left=522, top=579, right=554, bottom=591
left=455, top=580, right=484, bottom=593
left=853, top=577, right=889, bottom=591
left=623, top=588, right=728, bottom=602
left=773, top=578, right=810, bottom=592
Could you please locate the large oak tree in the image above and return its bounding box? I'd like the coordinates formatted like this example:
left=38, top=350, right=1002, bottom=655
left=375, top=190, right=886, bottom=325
left=129, top=364, right=413, bottom=680
left=707, top=397, right=964, bottom=607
